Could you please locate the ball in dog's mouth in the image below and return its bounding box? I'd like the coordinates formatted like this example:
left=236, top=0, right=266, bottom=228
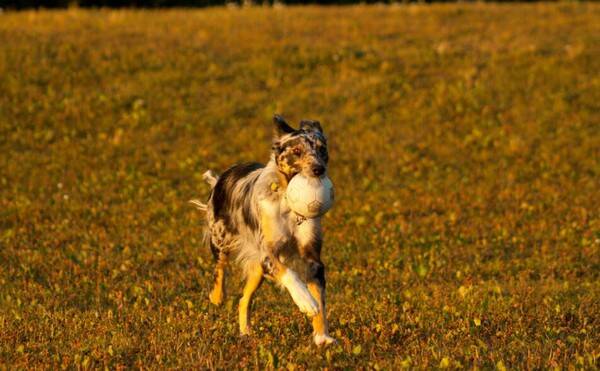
left=285, top=174, right=334, bottom=218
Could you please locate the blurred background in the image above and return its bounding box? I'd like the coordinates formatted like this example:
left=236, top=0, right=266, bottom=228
left=1, top=0, right=581, bottom=10
left=0, top=2, right=598, bottom=369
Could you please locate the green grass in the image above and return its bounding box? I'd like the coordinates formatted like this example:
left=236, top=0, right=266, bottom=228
left=1, top=4, right=599, bottom=368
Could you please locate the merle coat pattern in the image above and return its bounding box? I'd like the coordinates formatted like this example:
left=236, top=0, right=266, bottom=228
left=191, top=115, right=335, bottom=346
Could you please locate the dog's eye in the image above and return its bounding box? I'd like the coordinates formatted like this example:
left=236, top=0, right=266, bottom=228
left=293, top=148, right=302, bottom=156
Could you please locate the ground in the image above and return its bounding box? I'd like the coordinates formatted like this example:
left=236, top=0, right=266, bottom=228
left=0, top=4, right=599, bottom=369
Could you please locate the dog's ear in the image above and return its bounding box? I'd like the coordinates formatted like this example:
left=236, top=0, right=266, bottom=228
left=273, top=114, right=295, bottom=136
left=299, top=119, right=323, bottom=133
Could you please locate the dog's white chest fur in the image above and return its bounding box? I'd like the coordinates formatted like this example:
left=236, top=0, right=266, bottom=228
left=278, top=197, right=320, bottom=249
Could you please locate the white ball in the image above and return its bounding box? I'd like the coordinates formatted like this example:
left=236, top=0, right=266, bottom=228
left=286, top=174, right=334, bottom=218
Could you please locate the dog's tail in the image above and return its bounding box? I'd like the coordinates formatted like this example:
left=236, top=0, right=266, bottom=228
left=188, top=199, right=208, bottom=212
left=202, top=170, right=218, bottom=188
left=188, top=170, right=219, bottom=211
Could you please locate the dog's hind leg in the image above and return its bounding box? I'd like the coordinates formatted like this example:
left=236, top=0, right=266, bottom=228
left=238, top=262, right=264, bottom=336
left=209, top=242, right=228, bottom=306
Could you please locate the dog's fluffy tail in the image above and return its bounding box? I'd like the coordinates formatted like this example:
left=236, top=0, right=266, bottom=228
left=202, top=170, right=218, bottom=188
left=188, top=170, right=219, bottom=211
left=188, top=199, right=207, bottom=211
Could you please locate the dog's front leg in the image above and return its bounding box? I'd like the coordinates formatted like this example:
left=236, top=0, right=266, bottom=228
left=260, top=254, right=318, bottom=317
left=296, top=219, right=336, bottom=346
left=259, top=200, right=318, bottom=317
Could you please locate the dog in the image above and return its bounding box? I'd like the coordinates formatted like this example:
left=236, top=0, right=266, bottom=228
left=189, top=115, right=335, bottom=346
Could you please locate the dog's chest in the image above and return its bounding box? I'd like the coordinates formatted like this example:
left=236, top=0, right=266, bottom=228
left=278, top=204, right=298, bottom=240
left=281, top=203, right=318, bottom=248
left=270, top=196, right=305, bottom=243
left=260, top=181, right=317, bottom=249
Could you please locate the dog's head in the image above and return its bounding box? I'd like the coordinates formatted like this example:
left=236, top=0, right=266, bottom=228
left=272, top=115, right=328, bottom=181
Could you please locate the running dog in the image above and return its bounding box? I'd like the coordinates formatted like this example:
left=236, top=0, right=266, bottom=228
left=190, top=115, right=335, bottom=346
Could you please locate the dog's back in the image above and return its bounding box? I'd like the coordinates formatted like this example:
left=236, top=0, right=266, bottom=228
left=205, top=162, right=267, bottom=260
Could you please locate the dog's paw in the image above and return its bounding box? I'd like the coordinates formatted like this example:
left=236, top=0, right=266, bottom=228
left=240, top=326, right=252, bottom=336
left=314, top=333, right=337, bottom=346
left=209, top=289, right=224, bottom=306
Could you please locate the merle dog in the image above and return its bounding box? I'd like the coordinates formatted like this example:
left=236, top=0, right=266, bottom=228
left=190, top=115, right=335, bottom=345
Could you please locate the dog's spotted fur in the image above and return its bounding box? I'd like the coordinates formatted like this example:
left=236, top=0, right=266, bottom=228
left=193, top=115, right=335, bottom=345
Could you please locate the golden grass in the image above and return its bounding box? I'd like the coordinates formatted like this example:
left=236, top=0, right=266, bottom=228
left=1, top=4, right=599, bottom=368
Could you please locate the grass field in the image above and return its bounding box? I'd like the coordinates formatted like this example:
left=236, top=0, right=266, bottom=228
left=1, top=3, right=600, bottom=369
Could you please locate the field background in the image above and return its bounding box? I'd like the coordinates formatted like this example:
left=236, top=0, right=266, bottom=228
left=1, top=4, right=599, bottom=369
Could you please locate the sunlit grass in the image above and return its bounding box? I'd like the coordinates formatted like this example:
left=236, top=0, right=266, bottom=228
left=1, top=4, right=599, bottom=368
